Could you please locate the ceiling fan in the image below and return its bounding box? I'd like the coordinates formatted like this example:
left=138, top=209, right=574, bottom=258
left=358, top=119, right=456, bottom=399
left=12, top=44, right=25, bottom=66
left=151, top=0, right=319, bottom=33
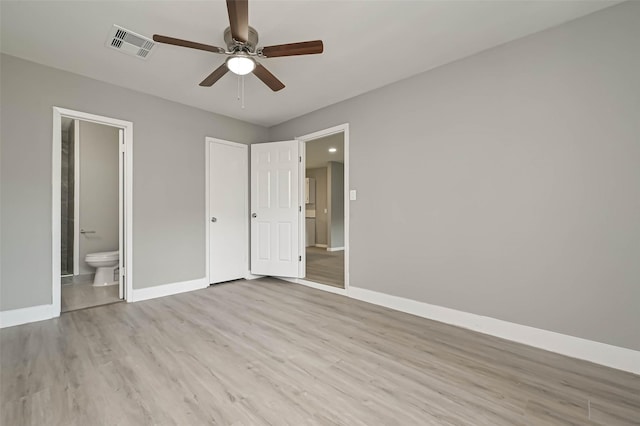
left=153, top=0, right=323, bottom=92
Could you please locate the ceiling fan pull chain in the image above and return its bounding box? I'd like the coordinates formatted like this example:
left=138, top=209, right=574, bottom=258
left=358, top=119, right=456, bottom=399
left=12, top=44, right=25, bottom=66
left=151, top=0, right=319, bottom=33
left=241, top=75, right=246, bottom=109
left=237, top=75, right=241, bottom=101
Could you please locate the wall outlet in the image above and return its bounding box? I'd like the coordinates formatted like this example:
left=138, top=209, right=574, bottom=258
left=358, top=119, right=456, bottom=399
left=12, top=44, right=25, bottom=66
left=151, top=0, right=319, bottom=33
left=350, top=189, right=357, bottom=201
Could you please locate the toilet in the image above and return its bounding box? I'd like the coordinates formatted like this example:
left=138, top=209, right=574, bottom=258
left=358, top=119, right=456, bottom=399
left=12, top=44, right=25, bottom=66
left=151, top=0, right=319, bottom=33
left=85, top=251, right=119, bottom=286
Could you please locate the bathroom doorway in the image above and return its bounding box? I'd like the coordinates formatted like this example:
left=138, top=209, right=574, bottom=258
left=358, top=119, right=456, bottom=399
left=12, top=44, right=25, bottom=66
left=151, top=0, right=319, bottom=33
left=299, top=125, right=349, bottom=290
left=53, top=108, right=133, bottom=315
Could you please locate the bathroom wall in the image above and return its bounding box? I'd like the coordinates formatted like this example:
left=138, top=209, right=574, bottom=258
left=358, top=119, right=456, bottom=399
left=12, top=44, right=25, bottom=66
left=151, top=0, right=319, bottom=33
left=306, top=167, right=328, bottom=245
left=78, top=121, right=120, bottom=275
left=60, top=122, right=74, bottom=275
left=327, top=161, right=344, bottom=249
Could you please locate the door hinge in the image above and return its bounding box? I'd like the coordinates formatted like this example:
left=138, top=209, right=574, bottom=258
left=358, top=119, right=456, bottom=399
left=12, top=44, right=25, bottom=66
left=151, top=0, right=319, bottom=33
left=299, top=156, right=302, bottom=163
left=299, top=255, right=302, bottom=261
left=299, top=206, right=302, bottom=212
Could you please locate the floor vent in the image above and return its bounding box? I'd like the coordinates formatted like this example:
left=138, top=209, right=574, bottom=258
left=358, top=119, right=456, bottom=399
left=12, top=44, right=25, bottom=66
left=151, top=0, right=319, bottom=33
left=106, top=25, right=155, bottom=60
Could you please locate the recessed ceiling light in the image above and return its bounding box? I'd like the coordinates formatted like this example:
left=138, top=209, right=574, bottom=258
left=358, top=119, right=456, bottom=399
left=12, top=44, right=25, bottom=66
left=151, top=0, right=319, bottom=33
left=328, top=147, right=337, bottom=153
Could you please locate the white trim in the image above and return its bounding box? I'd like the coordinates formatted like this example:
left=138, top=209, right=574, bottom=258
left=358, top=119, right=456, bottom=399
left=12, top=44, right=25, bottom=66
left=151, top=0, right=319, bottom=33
left=205, top=137, right=249, bottom=285
left=280, top=277, right=348, bottom=296
left=130, top=278, right=208, bottom=302
left=0, top=305, right=56, bottom=328
left=296, top=124, right=349, bottom=142
left=314, top=244, right=328, bottom=248
left=52, top=107, right=134, bottom=318
left=52, top=111, right=62, bottom=314
left=118, top=128, right=124, bottom=299
left=244, top=272, right=263, bottom=280
left=73, top=119, right=80, bottom=276
left=327, top=246, right=344, bottom=252
left=298, top=141, right=306, bottom=278
left=205, top=139, right=211, bottom=283
left=348, top=286, right=640, bottom=375
left=296, top=123, right=350, bottom=291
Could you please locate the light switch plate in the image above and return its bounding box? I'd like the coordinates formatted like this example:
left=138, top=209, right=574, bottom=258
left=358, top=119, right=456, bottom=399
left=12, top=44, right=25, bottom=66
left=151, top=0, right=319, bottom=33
left=349, top=190, right=357, bottom=201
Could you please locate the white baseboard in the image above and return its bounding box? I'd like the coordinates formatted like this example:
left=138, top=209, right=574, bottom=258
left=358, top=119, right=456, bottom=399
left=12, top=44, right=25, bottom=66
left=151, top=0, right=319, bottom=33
left=130, top=278, right=208, bottom=302
left=314, top=244, right=328, bottom=248
left=280, top=277, right=348, bottom=296
left=244, top=272, right=263, bottom=280
left=327, top=246, right=344, bottom=252
left=348, top=287, right=640, bottom=375
left=0, top=304, right=56, bottom=328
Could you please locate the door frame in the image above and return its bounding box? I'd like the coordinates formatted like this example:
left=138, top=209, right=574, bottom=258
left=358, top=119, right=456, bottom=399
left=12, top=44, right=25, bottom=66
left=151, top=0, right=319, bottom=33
left=72, top=119, right=80, bottom=276
left=52, top=107, right=134, bottom=315
left=295, top=123, right=350, bottom=294
left=205, top=137, right=249, bottom=284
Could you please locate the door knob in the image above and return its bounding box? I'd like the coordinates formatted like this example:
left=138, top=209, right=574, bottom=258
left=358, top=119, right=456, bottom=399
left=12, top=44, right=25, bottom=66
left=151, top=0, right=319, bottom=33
left=211, top=217, right=217, bottom=223
left=251, top=213, right=257, bottom=218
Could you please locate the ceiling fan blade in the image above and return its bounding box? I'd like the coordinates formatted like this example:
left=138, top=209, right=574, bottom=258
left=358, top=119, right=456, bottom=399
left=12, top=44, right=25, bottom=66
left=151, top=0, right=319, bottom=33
left=253, top=64, right=285, bottom=92
left=153, top=35, right=225, bottom=54
left=199, top=64, right=229, bottom=87
left=260, top=40, right=323, bottom=58
left=226, top=0, right=249, bottom=43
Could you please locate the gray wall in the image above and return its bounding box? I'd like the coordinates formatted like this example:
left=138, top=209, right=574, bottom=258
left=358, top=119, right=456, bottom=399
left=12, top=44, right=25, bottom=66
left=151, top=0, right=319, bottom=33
left=78, top=121, right=119, bottom=275
left=0, top=54, right=268, bottom=311
left=269, top=2, right=640, bottom=351
left=327, top=162, right=344, bottom=249
left=306, top=167, right=328, bottom=245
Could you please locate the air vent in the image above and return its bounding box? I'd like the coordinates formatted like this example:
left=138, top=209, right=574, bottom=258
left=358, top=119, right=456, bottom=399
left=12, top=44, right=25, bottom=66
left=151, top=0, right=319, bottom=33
left=105, top=25, right=155, bottom=60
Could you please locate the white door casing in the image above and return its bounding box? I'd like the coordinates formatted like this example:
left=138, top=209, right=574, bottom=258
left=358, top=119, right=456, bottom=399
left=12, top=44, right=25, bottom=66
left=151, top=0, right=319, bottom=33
left=52, top=106, right=134, bottom=317
left=118, top=128, right=124, bottom=299
left=208, top=139, right=248, bottom=284
left=250, top=141, right=302, bottom=278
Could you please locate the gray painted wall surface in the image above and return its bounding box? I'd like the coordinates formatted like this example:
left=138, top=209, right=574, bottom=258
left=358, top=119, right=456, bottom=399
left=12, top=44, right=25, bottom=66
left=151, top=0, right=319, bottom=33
left=78, top=121, right=119, bottom=275
left=269, top=2, right=640, bottom=351
left=306, top=168, right=328, bottom=245
left=0, top=54, right=268, bottom=310
left=327, top=162, right=344, bottom=249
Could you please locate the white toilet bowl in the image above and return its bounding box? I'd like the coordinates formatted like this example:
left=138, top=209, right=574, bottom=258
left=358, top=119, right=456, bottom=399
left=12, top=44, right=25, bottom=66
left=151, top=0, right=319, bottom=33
left=85, top=250, right=119, bottom=286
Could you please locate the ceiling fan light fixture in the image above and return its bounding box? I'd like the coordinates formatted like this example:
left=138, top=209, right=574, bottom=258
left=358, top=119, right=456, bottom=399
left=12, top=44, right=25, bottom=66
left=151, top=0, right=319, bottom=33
left=226, top=55, right=256, bottom=75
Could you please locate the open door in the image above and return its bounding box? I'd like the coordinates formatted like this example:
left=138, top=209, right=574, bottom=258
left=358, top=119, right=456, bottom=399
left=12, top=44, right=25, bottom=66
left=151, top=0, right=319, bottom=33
left=251, top=141, right=303, bottom=278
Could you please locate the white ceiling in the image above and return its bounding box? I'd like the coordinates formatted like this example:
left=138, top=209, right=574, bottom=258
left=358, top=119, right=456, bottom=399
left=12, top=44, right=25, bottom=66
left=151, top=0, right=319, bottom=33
left=0, top=1, right=618, bottom=127
left=306, top=133, right=344, bottom=169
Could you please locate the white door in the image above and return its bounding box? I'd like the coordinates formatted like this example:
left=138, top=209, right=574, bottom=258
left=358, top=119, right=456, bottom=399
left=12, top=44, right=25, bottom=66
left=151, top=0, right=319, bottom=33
left=251, top=141, right=302, bottom=277
left=209, top=140, right=248, bottom=284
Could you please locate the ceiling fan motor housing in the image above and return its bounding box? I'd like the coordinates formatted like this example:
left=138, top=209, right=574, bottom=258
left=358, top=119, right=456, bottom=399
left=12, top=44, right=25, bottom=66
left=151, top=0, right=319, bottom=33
left=224, top=26, right=259, bottom=52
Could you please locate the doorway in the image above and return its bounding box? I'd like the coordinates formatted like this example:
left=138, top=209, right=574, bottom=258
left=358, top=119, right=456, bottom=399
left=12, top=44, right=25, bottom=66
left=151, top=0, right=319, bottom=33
left=52, top=107, right=133, bottom=316
left=302, top=130, right=346, bottom=289
left=246, top=124, right=349, bottom=292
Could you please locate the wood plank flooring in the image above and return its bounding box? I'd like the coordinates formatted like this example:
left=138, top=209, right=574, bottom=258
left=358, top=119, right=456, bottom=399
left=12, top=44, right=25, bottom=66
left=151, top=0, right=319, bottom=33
left=1, top=278, right=638, bottom=425
left=305, top=247, right=344, bottom=288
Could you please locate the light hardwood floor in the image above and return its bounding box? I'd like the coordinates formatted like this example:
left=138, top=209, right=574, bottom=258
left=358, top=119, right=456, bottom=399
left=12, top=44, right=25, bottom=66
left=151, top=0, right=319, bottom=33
left=306, top=247, right=344, bottom=288
left=1, top=278, right=638, bottom=425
